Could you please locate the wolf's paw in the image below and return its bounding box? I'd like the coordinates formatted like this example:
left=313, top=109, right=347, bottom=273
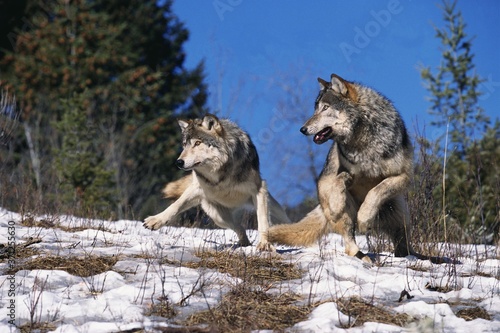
left=256, top=241, right=276, bottom=252
left=361, top=255, right=373, bottom=266
left=337, top=171, right=353, bottom=187
left=357, top=220, right=370, bottom=234
left=235, top=237, right=252, bottom=248
left=143, top=216, right=166, bottom=230
left=354, top=250, right=374, bottom=266
left=357, top=208, right=375, bottom=233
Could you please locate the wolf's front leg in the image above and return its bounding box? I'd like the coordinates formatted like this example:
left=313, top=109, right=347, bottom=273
left=143, top=211, right=173, bottom=230
left=357, top=173, right=410, bottom=232
left=318, top=171, right=352, bottom=224
left=143, top=185, right=201, bottom=230
left=253, top=180, right=275, bottom=252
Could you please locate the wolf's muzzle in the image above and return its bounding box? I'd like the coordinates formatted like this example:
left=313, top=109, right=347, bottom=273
left=300, top=126, right=308, bottom=135
left=176, top=159, right=185, bottom=169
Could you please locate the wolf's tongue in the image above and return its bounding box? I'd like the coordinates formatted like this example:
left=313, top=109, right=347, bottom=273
left=313, top=127, right=332, bottom=144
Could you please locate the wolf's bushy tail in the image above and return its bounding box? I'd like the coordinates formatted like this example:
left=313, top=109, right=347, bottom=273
left=267, top=205, right=329, bottom=246
left=162, top=174, right=192, bottom=200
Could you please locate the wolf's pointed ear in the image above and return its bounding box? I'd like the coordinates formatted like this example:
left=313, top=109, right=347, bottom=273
left=330, top=74, right=348, bottom=96
left=330, top=74, right=357, bottom=101
left=317, top=77, right=330, bottom=90
left=178, top=119, right=190, bottom=131
left=202, top=114, right=223, bottom=134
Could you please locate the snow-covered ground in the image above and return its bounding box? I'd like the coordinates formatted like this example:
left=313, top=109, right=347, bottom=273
left=0, top=208, right=498, bottom=332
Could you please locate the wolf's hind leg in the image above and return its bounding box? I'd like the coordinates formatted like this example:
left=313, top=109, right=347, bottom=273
left=329, top=187, right=370, bottom=262
left=320, top=172, right=371, bottom=262
left=202, top=201, right=251, bottom=247
left=375, top=195, right=414, bottom=257
left=253, top=181, right=276, bottom=251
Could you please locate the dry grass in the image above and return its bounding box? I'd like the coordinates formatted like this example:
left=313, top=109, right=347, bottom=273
left=20, top=213, right=112, bottom=233
left=336, top=296, right=415, bottom=328
left=155, top=250, right=311, bottom=332
left=0, top=238, right=40, bottom=261
left=424, top=281, right=453, bottom=293
left=6, top=254, right=119, bottom=277
left=455, top=306, right=491, bottom=321
left=172, top=251, right=422, bottom=331
left=146, top=296, right=177, bottom=319
left=184, top=285, right=311, bottom=332
left=19, top=322, right=57, bottom=333
left=163, top=249, right=303, bottom=285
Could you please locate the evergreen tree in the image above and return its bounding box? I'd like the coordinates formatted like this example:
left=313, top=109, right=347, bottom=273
left=420, top=0, right=488, bottom=157
left=54, top=92, right=117, bottom=216
left=0, top=0, right=208, bottom=218
left=417, top=0, right=499, bottom=244
left=445, top=121, right=499, bottom=243
left=92, top=0, right=209, bottom=216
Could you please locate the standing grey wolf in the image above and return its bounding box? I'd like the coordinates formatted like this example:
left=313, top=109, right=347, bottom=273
left=143, top=114, right=290, bottom=251
left=267, top=73, right=440, bottom=263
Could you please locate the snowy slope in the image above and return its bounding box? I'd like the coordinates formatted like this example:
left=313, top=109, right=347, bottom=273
left=0, top=208, right=498, bottom=332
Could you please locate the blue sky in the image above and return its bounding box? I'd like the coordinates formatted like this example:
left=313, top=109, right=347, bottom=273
left=172, top=0, right=500, bottom=205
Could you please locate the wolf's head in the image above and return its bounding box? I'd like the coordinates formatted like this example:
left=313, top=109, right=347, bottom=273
left=300, top=74, right=359, bottom=145
left=176, top=114, right=228, bottom=171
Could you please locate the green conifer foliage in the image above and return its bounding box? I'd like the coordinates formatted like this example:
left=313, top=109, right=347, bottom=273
left=417, top=0, right=499, bottom=244
left=0, top=0, right=208, bottom=218
left=54, top=92, right=117, bottom=216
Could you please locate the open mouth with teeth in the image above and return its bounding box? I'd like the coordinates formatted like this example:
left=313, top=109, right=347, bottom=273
left=313, top=127, right=333, bottom=144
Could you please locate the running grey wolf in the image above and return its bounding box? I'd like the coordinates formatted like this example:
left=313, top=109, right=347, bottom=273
left=143, top=114, right=290, bottom=251
left=267, top=73, right=439, bottom=263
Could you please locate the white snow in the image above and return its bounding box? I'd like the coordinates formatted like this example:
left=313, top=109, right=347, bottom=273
left=0, top=207, right=498, bottom=332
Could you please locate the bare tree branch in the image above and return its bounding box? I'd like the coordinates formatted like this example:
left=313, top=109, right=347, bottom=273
left=0, top=90, right=20, bottom=145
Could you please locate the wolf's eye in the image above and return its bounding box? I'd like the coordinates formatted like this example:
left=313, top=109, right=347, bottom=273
left=322, top=105, right=329, bottom=111
left=194, top=140, right=202, bottom=147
